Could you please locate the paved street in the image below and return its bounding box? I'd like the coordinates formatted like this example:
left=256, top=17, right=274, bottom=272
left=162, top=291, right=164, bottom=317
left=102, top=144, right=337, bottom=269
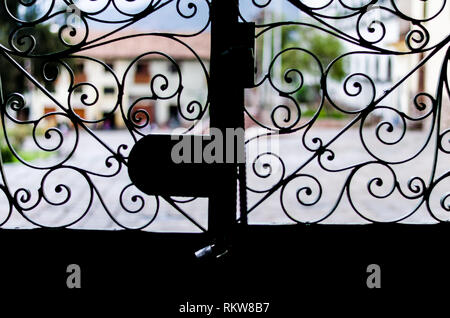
left=1, top=126, right=448, bottom=231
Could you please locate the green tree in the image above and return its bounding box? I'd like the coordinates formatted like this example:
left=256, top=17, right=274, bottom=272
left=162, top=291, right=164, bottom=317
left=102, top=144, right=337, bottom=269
left=280, top=25, right=346, bottom=105
left=282, top=24, right=346, bottom=81
left=1, top=1, right=66, bottom=162
left=0, top=0, right=65, bottom=96
left=0, top=0, right=24, bottom=95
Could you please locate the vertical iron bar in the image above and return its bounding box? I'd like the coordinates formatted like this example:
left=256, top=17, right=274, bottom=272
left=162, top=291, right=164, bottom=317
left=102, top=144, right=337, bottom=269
left=208, top=0, right=244, bottom=246
left=238, top=154, right=248, bottom=225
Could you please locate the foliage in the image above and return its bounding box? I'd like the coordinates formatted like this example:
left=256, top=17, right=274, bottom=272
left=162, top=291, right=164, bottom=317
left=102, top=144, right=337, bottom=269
left=0, top=125, right=49, bottom=163
left=302, top=103, right=347, bottom=120
left=1, top=144, right=14, bottom=163
left=295, top=84, right=320, bottom=104
left=0, top=2, right=64, bottom=163
left=0, top=126, right=26, bottom=163
left=0, top=0, right=66, bottom=95
left=282, top=25, right=346, bottom=81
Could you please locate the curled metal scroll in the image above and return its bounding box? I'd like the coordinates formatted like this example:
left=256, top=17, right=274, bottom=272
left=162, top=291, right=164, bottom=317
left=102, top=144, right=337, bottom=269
left=240, top=0, right=450, bottom=224
left=0, top=0, right=449, bottom=229
left=0, top=0, right=210, bottom=230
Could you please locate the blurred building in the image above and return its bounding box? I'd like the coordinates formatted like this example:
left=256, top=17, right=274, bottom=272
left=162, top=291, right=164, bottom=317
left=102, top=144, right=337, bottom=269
left=28, top=30, right=210, bottom=129
left=251, top=0, right=449, bottom=129
left=334, top=0, right=449, bottom=129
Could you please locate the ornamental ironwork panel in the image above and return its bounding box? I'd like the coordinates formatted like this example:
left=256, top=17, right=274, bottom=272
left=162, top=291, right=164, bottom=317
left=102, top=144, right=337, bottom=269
left=0, top=0, right=213, bottom=232
left=0, top=0, right=449, bottom=238
left=239, top=0, right=450, bottom=225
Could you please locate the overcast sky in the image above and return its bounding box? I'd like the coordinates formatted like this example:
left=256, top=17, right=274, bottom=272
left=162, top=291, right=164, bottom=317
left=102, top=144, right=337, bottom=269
left=16, top=0, right=303, bottom=31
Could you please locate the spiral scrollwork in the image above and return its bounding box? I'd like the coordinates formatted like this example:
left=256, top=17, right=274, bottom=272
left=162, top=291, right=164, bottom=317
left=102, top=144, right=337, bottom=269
left=0, top=0, right=211, bottom=231
left=0, top=0, right=448, bottom=230
left=239, top=0, right=450, bottom=225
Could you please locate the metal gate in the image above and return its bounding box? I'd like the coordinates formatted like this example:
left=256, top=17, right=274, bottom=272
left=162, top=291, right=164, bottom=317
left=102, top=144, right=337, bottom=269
left=0, top=0, right=449, bottom=259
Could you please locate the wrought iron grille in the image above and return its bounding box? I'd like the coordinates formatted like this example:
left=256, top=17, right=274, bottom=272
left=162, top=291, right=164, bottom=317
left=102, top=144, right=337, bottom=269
left=0, top=0, right=448, bottom=240
left=241, top=0, right=450, bottom=225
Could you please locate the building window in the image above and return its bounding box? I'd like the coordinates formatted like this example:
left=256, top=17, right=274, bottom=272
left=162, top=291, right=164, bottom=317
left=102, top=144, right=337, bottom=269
left=104, top=86, right=115, bottom=95
left=130, top=101, right=155, bottom=127
left=16, top=107, right=30, bottom=121
left=375, top=56, right=380, bottom=82
left=387, top=57, right=392, bottom=82
left=73, top=108, right=86, bottom=119
left=44, top=106, right=57, bottom=126
left=365, top=55, right=370, bottom=76
left=168, top=105, right=180, bottom=128
left=76, top=62, right=84, bottom=73
left=74, top=62, right=87, bottom=83
left=168, top=63, right=178, bottom=74
left=102, top=111, right=116, bottom=130
left=105, top=61, right=114, bottom=72
left=134, top=61, right=150, bottom=83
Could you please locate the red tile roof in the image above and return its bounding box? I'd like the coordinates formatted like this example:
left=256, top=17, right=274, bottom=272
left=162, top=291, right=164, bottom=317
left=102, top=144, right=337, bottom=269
left=78, top=30, right=210, bottom=61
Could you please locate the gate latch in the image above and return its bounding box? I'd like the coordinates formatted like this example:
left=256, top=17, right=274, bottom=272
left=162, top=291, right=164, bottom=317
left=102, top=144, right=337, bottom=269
left=128, top=134, right=238, bottom=197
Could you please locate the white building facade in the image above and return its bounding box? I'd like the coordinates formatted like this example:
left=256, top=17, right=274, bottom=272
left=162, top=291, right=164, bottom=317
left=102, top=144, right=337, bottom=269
left=27, top=31, right=210, bottom=129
